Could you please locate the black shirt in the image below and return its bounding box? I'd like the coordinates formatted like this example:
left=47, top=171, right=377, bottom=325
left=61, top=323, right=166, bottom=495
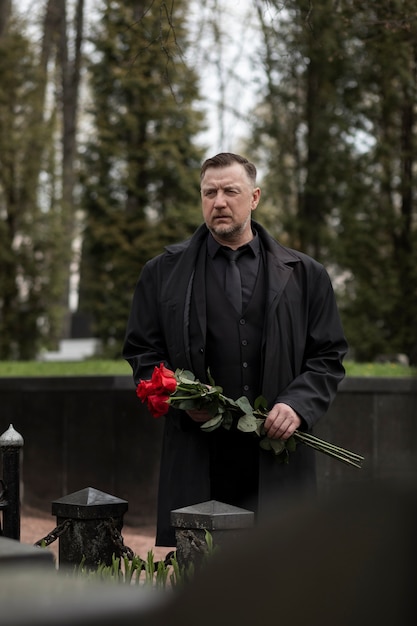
left=207, top=231, right=261, bottom=310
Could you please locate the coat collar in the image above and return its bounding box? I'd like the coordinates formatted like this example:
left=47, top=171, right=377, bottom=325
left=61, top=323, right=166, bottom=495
left=162, top=222, right=301, bottom=368
left=163, top=220, right=301, bottom=311
left=165, top=220, right=301, bottom=265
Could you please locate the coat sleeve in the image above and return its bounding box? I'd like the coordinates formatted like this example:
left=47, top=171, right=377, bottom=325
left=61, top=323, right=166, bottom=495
left=122, top=259, right=171, bottom=384
left=275, top=266, right=348, bottom=429
left=122, top=257, right=199, bottom=433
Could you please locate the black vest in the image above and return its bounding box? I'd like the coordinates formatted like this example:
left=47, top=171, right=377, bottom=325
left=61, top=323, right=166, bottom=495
left=205, top=251, right=266, bottom=405
left=186, top=244, right=267, bottom=511
left=204, top=250, right=266, bottom=510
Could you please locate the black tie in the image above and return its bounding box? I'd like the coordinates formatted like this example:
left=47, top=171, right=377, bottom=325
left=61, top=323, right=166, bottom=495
left=223, top=248, right=243, bottom=313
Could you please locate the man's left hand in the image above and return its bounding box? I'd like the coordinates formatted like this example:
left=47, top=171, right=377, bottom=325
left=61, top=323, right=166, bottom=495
left=263, top=403, right=301, bottom=440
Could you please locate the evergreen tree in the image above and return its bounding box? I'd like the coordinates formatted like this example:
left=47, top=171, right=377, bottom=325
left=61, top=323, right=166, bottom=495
left=249, top=0, right=357, bottom=259
left=0, top=12, right=64, bottom=359
left=78, top=0, right=205, bottom=354
left=333, top=0, right=417, bottom=362
left=0, top=1, right=86, bottom=359
left=248, top=0, right=417, bottom=362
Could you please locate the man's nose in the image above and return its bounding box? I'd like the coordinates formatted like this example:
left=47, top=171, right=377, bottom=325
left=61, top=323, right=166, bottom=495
left=213, top=191, right=226, bottom=207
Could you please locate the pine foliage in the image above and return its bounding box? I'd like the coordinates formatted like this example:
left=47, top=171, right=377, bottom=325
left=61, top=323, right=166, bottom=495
left=0, top=14, right=66, bottom=359
left=78, top=0, right=205, bottom=354
left=247, top=0, right=417, bottom=363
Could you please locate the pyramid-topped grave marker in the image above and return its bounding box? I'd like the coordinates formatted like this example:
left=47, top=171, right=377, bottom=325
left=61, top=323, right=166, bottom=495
left=51, top=487, right=128, bottom=569
left=52, top=486, right=128, bottom=520
left=171, top=500, right=254, bottom=568
left=171, top=499, right=254, bottom=530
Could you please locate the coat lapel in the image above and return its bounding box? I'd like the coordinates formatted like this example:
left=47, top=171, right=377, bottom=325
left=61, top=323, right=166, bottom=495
left=163, top=225, right=208, bottom=371
left=264, top=250, right=294, bottom=310
left=254, top=220, right=300, bottom=311
left=255, top=222, right=301, bottom=400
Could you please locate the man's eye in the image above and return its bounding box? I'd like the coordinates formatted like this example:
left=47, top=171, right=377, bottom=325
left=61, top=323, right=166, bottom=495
left=204, top=190, right=216, bottom=197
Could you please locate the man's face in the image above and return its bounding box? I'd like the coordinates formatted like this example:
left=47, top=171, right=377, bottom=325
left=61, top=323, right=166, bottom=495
left=200, top=163, right=261, bottom=247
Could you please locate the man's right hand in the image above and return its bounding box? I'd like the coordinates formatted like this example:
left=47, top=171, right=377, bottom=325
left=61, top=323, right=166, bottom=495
left=186, top=409, right=213, bottom=423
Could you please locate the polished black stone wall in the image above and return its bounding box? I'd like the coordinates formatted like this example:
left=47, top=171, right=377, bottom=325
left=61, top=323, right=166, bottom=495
left=1, top=376, right=416, bottom=526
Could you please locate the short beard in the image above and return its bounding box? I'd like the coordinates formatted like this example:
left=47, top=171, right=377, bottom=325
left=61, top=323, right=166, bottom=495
left=210, top=223, right=243, bottom=240
left=210, top=213, right=251, bottom=242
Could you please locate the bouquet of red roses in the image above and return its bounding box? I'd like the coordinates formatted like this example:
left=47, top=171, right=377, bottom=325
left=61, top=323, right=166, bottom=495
left=136, top=363, right=364, bottom=468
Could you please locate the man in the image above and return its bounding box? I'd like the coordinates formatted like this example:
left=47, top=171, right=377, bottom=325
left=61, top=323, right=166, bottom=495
left=123, top=152, right=348, bottom=546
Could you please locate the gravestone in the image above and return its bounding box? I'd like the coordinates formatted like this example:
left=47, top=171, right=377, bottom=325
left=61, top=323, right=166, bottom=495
left=171, top=500, right=254, bottom=568
left=52, top=486, right=128, bottom=569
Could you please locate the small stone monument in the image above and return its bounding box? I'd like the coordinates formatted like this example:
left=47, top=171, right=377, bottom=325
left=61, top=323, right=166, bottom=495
left=52, top=486, right=128, bottom=569
left=171, top=500, right=254, bottom=569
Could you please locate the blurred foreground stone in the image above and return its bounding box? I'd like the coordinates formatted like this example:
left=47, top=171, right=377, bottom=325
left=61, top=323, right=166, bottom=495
left=1, top=478, right=415, bottom=625
left=0, top=566, right=166, bottom=626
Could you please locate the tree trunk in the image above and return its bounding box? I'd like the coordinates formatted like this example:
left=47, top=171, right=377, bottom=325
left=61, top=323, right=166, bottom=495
left=55, top=0, right=84, bottom=338
left=0, top=0, right=11, bottom=37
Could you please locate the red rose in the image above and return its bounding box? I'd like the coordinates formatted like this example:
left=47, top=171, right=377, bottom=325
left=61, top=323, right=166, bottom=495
left=151, top=363, right=177, bottom=394
left=136, top=378, right=155, bottom=402
left=147, top=393, right=170, bottom=418
left=136, top=364, right=177, bottom=417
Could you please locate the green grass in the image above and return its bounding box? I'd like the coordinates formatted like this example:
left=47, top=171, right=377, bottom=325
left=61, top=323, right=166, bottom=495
left=344, top=360, right=416, bottom=377
left=0, top=359, right=132, bottom=377
left=0, top=359, right=415, bottom=377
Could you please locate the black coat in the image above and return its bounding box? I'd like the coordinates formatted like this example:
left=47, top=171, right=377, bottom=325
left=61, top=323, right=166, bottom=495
left=123, top=221, right=348, bottom=545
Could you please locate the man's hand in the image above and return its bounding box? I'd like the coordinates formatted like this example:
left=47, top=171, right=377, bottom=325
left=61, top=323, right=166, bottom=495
left=263, top=402, right=301, bottom=440
left=186, top=384, right=213, bottom=423
left=186, top=409, right=213, bottom=423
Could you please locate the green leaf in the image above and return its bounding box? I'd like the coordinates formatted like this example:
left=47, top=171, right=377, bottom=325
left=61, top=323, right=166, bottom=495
left=176, top=369, right=195, bottom=382
left=209, top=385, right=224, bottom=396
left=286, top=436, right=297, bottom=452
left=222, top=412, right=234, bottom=430
left=254, top=395, right=268, bottom=411
left=204, top=530, right=214, bottom=551
left=259, top=437, right=286, bottom=456
left=254, top=418, right=265, bottom=436
left=269, top=439, right=286, bottom=455
left=207, top=368, right=216, bottom=386
left=177, top=378, right=201, bottom=389
left=220, top=395, right=239, bottom=410
left=237, top=414, right=259, bottom=433
left=282, top=450, right=290, bottom=464
left=259, top=437, right=273, bottom=451
left=235, top=396, right=254, bottom=415
left=200, top=414, right=223, bottom=432
left=205, top=400, right=221, bottom=417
